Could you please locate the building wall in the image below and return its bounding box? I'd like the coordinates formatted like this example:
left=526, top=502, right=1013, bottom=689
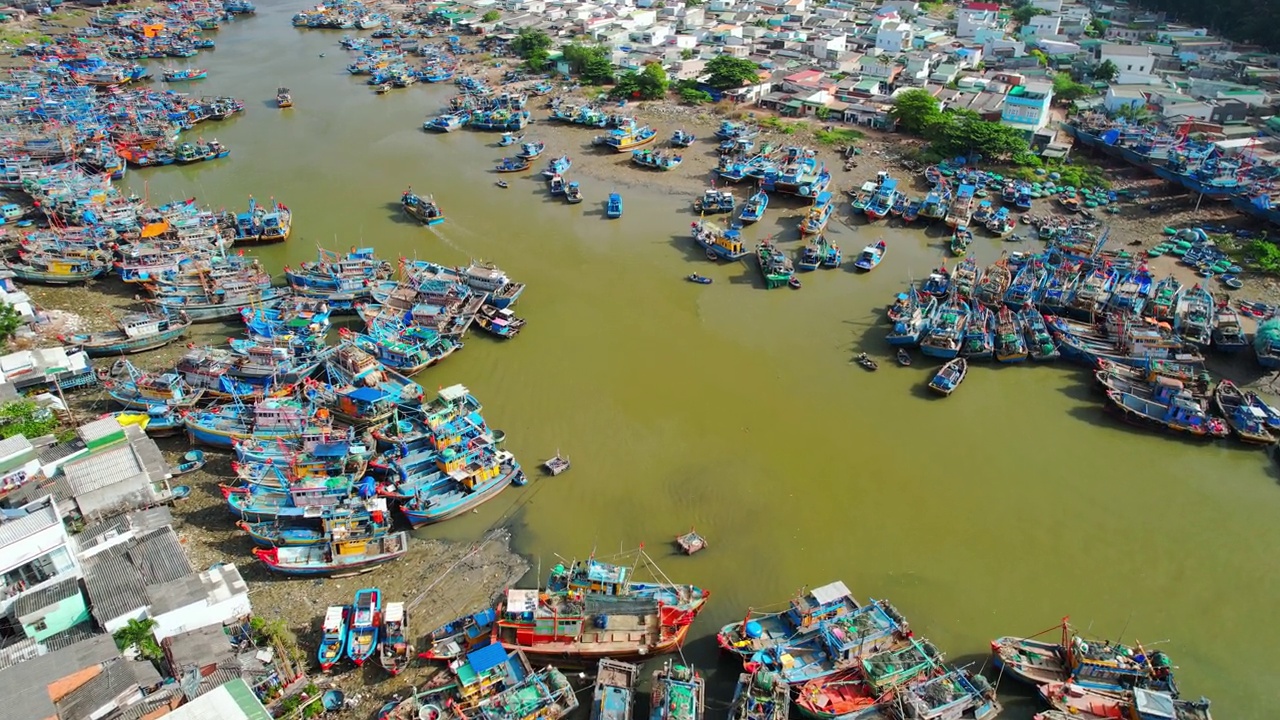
left=22, top=592, right=90, bottom=641
left=152, top=592, right=252, bottom=642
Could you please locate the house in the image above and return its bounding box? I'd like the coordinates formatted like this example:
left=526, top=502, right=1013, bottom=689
left=0, top=435, right=41, bottom=502
left=1104, top=85, right=1149, bottom=113
left=1031, top=0, right=1062, bottom=12
left=1210, top=100, right=1248, bottom=125
left=842, top=97, right=896, bottom=129
left=12, top=576, right=89, bottom=642
left=0, top=346, right=92, bottom=401
left=1021, top=14, right=1060, bottom=41
left=156, top=678, right=269, bottom=720
left=876, top=19, right=914, bottom=53
left=782, top=68, right=829, bottom=93
left=1098, top=43, right=1154, bottom=84
left=60, top=418, right=169, bottom=522
left=956, top=3, right=1001, bottom=39
left=1001, top=80, right=1055, bottom=136
left=0, top=634, right=134, bottom=720
left=810, top=33, right=846, bottom=60
left=0, top=495, right=80, bottom=624
left=929, top=62, right=961, bottom=84
left=149, top=563, right=250, bottom=642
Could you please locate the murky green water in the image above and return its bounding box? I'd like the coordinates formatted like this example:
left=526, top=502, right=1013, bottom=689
left=121, top=7, right=1280, bottom=716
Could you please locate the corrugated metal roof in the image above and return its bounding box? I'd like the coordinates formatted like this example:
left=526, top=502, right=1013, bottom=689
left=64, top=445, right=146, bottom=495
left=130, top=527, right=192, bottom=585
left=77, top=417, right=126, bottom=444
left=55, top=658, right=139, bottom=720
left=37, top=437, right=85, bottom=465
left=0, top=633, right=119, bottom=720
left=163, top=625, right=235, bottom=673
left=0, top=496, right=59, bottom=548
left=0, top=434, right=33, bottom=460
left=40, top=621, right=102, bottom=653
left=82, top=546, right=147, bottom=624
left=11, top=576, right=81, bottom=618
left=79, top=506, right=173, bottom=546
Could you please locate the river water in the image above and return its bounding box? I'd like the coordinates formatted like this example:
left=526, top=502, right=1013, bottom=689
left=120, top=6, right=1279, bottom=716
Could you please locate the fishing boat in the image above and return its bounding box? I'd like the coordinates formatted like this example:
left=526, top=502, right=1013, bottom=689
left=1175, top=285, right=1215, bottom=348
left=944, top=184, right=976, bottom=228
left=920, top=297, right=970, bottom=359
left=475, top=305, right=526, bottom=339
left=471, top=663, right=579, bottom=720
left=1105, top=378, right=1228, bottom=439
left=730, top=670, right=788, bottom=720
left=855, top=353, right=878, bottom=371
left=687, top=273, right=713, bottom=285
left=402, top=190, right=445, bottom=225
left=604, top=124, right=657, bottom=152
left=962, top=302, right=994, bottom=360
left=896, top=349, right=913, bottom=366
left=5, top=255, right=110, bottom=284
left=929, top=358, right=968, bottom=396
left=799, top=192, right=835, bottom=236
left=237, top=504, right=392, bottom=548
left=399, top=450, right=525, bottom=526
left=252, top=531, right=409, bottom=576
left=974, top=256, right=1013, bottom=307
left=795, top=639, right=943, bottom=720
left=1039, top=684, right=1210, bottom=720
left=747, top=600, right=912, bottom=684
left=671, top=130, right=696, bottom=147
left=693, top=221, right=747, bottom=261
left=552, top=175, right=569, bottom=198
left=631, top=149, right=683, bottom=171
left=693, top=189, right=736, bottom=214
left=345, top=588, right=381, bottom=666
left=590, top=659, right=639, bottom=720
left=757, top=241, right=794, bottom=290
left=990, top=618, right=1178, bottom=694
left=185, top=397, right=330, bottom=448
left=67, top=309, right=191, bottom=356
left=993, top=306, right=1028, bottom=363
left=419, top=607, right=498, bottom=660
left=717, top=581, right=859, bottom=659
left=543, top=452, right=571, bottom=475
left=818, top=236, right=842, bottom=268
left=516, top=141, right=546, bottom=159
left=864, top=176, right=897, bottom=221
left=951, top=259, right=981, bottom=300
left=1211, top=305, right=1248, bottom=353
left=379, top=602, right=409, bottom=675
left=950, top=226, right=973, bottom=256
left=277, top=87, right=293, bottom=108
left=499, top=133, right=523, bottom=147
left=1214, top=379, right=1275, bottom=444
left=894, top=668, right=999, bottom=720
left=495, top=157, right=532, bottom=173
left=651, top=661, right=704, bottom=720
left=542, top=155, right=572, bottom=178
left=317, top=605, right=348, bottom=672
left=852, top=241, right=886, bottom=272
left=903, top=198, right=922, bottom=224
left=607, top=193, right=623, bottom=218
left=565, top=181, right=584, bottom=204
left=1108, top=267, right=1155, bottom=315
left=739, top=191, right=768, bottom=224
left=162, top=67, right=208, bottom=82
left=172, top=450, right=206, bottom=476
left=1021, top=309, right=1059, bottom=361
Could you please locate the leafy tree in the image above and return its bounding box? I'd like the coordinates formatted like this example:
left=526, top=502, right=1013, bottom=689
left=0, top=400, right=57, bottom=439
left=925, top=109, right=1029, bottom=160
left=1029, top=49, right=1048, bottom=67
left=481, top=10, right=500, bottom=23
left=610, top=71, right=640, bottom=99
left=704, top=55, right=760, bottom=90
left=1113, top=103, right=1151, bottom=122
left=0, top=303, right=20, bottom=341
left=114, top=618, right=163, bottom=661
left=637, top=63, right=669, bottom=99
left=680, top=48, right=695, bottom=60
left=889, top=88, right=943, bottom=135
left=1052, top=73, right=1092, bottom=103
left=562, top=43, right=614, bottom=84
left=679, top=86, right=713, bottom=105
left=524, top=47, right=549, bottom=72
left=1084, top=18, right=1107, bottom=37
left=511, top=28, right=551, bottom=59
left=1249, top=240, right=1280, bottom=274
left=1011, top=4, right=1050, bottom=27
left=1095, top=59, right=1119, bottom=83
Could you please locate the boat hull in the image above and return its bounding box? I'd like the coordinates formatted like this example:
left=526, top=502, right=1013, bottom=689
left=401, top=465, right=521, bottom=527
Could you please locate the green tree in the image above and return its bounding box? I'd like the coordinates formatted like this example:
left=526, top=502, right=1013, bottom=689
left=1052, top=72, right=1092, bottom=103
left=1095, top=59, right=1119, bottom=82
left=1084, top=18, right=1107, bottom=37
left=0, top=400, right=57, bottom=439
left=1029, top=49, right=1048, bottom=67
left=703, top=55, right=760, bottom=89
left=511, top=28, right=552, bottom=59
left=1011, top=4, right=1050, bottom=27
left=610, top=71, right=640, bottom=99
left=679, top=86, right=713, bottom=105
left=481, top=10, right=500, bottom=23
left=1114, top=103, right=1151, bottom=122
left=114, top=618, right=163, bottom=662
left=0, top=303, right=20, bottom=342
left=680, top=48, right=695, bottom=60
left=525, top=47, right=549, bottom=71
left=889, top=88, right=944, bottom=135
left=637, top=62, right=669, bottom=99
left=685, top=0, right=704, bottom=5
left=928, top=109, right=1029, bottom=160
left=562, top=43, right=614, bottom=84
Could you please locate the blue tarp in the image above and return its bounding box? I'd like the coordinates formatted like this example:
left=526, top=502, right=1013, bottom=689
left=347, top=387, right=387, bottom=402
left=466, top=642, right=508, bottom=674
left=311, top=442, right=348, bottom=457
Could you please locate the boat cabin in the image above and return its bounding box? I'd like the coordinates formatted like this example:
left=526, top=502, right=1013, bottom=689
left=785, top=581, right=859, bottom=630
left=549, top=559, right=632, bottom=597
left=323, top=605, right=345, bottom=635
left=451, top=642, right=530, bottom=705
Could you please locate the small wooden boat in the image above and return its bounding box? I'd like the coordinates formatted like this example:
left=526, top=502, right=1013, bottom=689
left=855, top=352, right=878, bottom=371
left=317, top=605, right=348, bottom=672
left=607, top=193, right=623, bottom=218
left=543, top=452, right=570, bottom=475
left=1215, top=379, right=1276, bottom=444
left=379, top=601, right=409, bottom=676
left=788, top=277, right=802, bottom=289
left=418, top=607, right=498, bottom=660
left=170, top=485, right=191, bottom=500
left=591, top=659, right=640, bottom=720
left=321, top=690, right=345, bottom=711
left=475, top=304, right=526, bottom=338
left=252, top=531, right=409, bottom=576
left=496, top=180, right=509, bottom=188
left=171, top=450, right=206, bottom=476
left=346, top=587, right=382, bottom=667
left=675, top=528, right=707, bottom=555
left=853, top=240, right=886, bottom=271
left=67, top=309, right=191, bottom=356
left=896, top=348, right=912, bottom=366
left=374, top=84, right=391, bottom=94
left=276, top=87, right=293, bottom=108
left=687, top=273, right=712, bottom=285
left=496, top=157, right=532, bottom=173
left=929, top=358, right=967, bottom=396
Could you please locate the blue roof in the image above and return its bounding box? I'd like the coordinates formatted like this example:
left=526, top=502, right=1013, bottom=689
left=347, top=387, right=387, bottom=402
left=466, top=642, right=509, bottom=674
left=311, top=442, right=348, bottom=457
left=881, top=179, right=897, bottom=191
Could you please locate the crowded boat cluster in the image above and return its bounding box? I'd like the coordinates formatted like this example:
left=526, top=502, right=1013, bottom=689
left=344, top=559, right=1214, bottom=720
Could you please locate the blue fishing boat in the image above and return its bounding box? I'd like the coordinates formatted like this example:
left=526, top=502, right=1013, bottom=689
left=317, top=605, right=349, bottom=672
left=516, top=141, right=546, bottom=159
left=253, top=528, right=404, bottom=572
left=921, top=267, right=950, bottom=297
left=993, top=306, right=1028, bottom=363
left=591, top=659, right=640, bottom=720
left=242, top=299, right=332, bottom=340
left=402, top=190, right=445, bottom=225
left=729, top=670, right=788, bottom=720
left=237, top=506, right=391, bottom=547
left=632, top=149, right=683, bottom=171
left=1212, top=305, right=1248, bottom=353
left=69, top=309, right=191, bottom=357
left=495, top=157, right=531, bottom=173
left=991, top=618, right=1178, bottom=694
left=1105, top=379, right=1228, bottom=439
left=903, top=198, right=922, bottom=224
left=718, top=581, right=859, bottom=660
left=149, top=285, right=290, bottom=322
left=185, top=396, right=329, bottom=448
left=1214, top=380, right=1274, bottom=444
left=607, top=193, right=623, bottom=218
left=420, top=607, right=498, bottom=660
left=929, top=358, right=968, bottom=396
left=694, top=188, right=735, bottom=214
left=797, top=244, right=821, bottom=272
left=1021, top=309, right=1059, bottom=361
left=343, top=587, right=381, bottom=667
left=950, top=226, right=973, bottom=256
left=650, top=661, right=704, bottom=720
left=747, top=600, right=910, bottom=684
left=343, top=325, right=462, bottom=375
left=1108, top=266, right=1154, bottom=315
left=864, top=176, right=897, bottom=221
left=920, top=297, right=970, bottom=359
left=799, top=191, right=834, bottom=236
left=475, top=305, right=526, bottom=338
left=162, top=67, right=207, bottom=82
left=498, top=133, right=523, bottom=147
left=738, top=191, right=768, bottom=223
left=671, top=130, right=696, bottom=147
left=852, top=241, right=885, bottom=272
left=105, top=364, right=204, bottom=411
left=818, top=236, right=842, bottom=268
left=400, top=450, right=524, bottom=526
left=887, top=294, right=937, bottom=347
left=285, top=247, right=393, bottom=303
left=962, top=302, right=994, bottom=360
left=548, top=174, right=567, bottom=195
left=542, top=155, right=571, bottom=178
left=896, top=668, right=999, bottom=720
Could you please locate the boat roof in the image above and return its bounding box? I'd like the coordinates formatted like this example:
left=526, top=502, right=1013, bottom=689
left=323, top=605, right=345, bottom=630
left=439, top=384, right=470, bottom=401
left=583, top=559, right=628, bottom=585
left=881, top=178, right=897, bottom=192
left=384, top=602, right=405, bottom=622
left=466, top=642, right=509, bottom=674
left=1132, top=689, right=1177, bottom=719
left=506, top=588, right=538, bottom=612
left=808, top=580, right=852, bottom=605
left=347, top=387, right=386, bottom=402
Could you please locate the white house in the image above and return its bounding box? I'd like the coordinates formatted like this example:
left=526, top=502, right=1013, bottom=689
left=0, top=496, right=80, bottom=619
left=810, top=34, right=846, bottom=59
left=876, top=19, right=915, bottom=53
left=980, top=29, right=1026, bottom=59
left=149, top=563, right=251, bottom=642
left=956, top=5, right=1001, bottom=39
left=1104, top=86, right=1149, bottom=114
left=1021, top=14, right=1060, bottom=41
left=1099, top=43, right=1154, bottom=84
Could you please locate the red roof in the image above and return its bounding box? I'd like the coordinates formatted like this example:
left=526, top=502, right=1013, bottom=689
left=964, top=2, right=1000, bottom=10
left=785, top=69, right=824, bottom=84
